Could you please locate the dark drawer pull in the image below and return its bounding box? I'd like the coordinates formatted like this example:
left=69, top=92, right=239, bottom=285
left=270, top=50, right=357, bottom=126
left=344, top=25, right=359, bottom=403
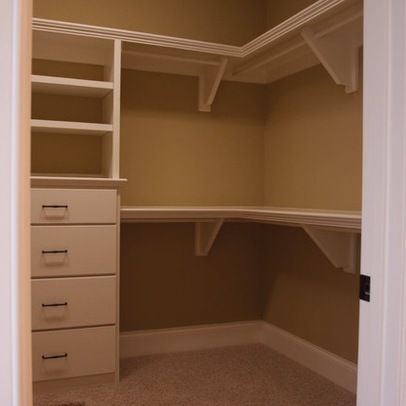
left=42, top=353, right=68, bottom=360
left=42, top=250, right=68, bottom=255
left=42, top=205, right=68, bottom=209
left=42, top=302, right=68, bottom=307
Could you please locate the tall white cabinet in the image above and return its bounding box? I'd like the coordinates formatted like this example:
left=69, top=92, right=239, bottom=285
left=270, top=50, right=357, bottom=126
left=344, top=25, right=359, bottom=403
left=30, top=31, right=124, bottom=384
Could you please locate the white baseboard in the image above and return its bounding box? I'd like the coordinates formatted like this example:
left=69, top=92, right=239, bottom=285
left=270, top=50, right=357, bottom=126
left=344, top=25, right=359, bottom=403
left=120, top=321, right=262, bottom=358
left=259, top=322, right=357, bottom=393
left=120, top=320, right=357, bottom=393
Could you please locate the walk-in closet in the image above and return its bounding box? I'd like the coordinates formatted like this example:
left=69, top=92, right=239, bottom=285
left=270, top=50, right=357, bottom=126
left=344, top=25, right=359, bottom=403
left=29, top=1, right=363, bottom=404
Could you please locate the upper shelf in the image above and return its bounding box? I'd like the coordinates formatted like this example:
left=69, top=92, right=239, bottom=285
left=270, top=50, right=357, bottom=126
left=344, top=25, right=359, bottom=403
left=120, top=206, right=361, bottom=232
left=32, top=0, right=363, bottom=111
left=32, top=75, right=113, bottom=97
left=31, top=119, right=113, bottom=135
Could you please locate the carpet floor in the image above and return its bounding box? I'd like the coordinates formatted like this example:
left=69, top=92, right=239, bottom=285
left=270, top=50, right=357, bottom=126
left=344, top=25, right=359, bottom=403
left=33, top=344, right=356, bottom=406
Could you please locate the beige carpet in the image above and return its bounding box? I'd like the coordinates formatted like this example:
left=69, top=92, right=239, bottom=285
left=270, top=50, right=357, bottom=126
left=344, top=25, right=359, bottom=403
left=34, top=344, right=356, bottom=406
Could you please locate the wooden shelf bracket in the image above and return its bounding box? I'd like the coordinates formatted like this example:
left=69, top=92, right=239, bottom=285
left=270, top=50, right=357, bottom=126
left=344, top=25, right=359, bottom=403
left=198, top=58, right=228, bottom=112
left=301, top=26, right=360, bottom=94
left=302, top=225, right=358, bottom=273
left=195, top=219, right=224, bottom=256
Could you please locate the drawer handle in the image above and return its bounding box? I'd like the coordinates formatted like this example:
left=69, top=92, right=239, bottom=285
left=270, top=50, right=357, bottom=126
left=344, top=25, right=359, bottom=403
left=42, top=205, right=68, bottom=209
left=41, top=250, right=68, bottom=255
left=42, top=302, right=68, bottom=307
left=42, top=353, right=68, bottom=360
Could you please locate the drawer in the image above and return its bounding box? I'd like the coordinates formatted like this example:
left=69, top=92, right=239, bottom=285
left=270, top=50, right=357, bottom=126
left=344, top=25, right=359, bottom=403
left=31, top=225, right=117, bottom=277
left=32, top=326, right=116, bottom=381
left=31, top=189, right=117, bottom=224
left=32, top=276, right=116, bottom=331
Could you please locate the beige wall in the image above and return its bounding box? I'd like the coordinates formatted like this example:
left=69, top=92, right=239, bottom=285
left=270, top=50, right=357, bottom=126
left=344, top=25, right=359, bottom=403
left=120, top=70, right=266, bottom=206
left=262, top=226, right=359, bottom=363
left=120, top=223, right=263, bottom=330
left=264, top=65, right=362, bottom=210
left=267, top=0, right=317, bottom=28
left=34, top=0, right=268, bottom=45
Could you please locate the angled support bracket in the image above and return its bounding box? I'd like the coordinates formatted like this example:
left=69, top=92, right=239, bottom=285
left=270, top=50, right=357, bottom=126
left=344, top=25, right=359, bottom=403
left=198, top=58, right=228, bottom=112
left=302, top=225, right=358, bottom=273
left=195, top=219, right=224, bottom=256
left=301, top=27, right=360, bottom=93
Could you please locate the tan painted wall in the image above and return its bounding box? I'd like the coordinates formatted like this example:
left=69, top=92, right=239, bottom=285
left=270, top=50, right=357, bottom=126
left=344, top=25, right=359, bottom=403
left=261, top=3, right=362, bottom=363
left=267, top=0, right=317, bottom=28
left=120, top=223, right=263, bottom=330
left=264, top=65, right=362, bottom=210
left=262, top=226, right=359, bottom=363
left=120, top=70, right=266, bottom=206
left=33, top=0, right=268, bottom=45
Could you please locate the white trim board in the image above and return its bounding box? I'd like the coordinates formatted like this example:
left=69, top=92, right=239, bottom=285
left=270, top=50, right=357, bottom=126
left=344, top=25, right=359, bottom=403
left=120, top=321, right=357, bottom=393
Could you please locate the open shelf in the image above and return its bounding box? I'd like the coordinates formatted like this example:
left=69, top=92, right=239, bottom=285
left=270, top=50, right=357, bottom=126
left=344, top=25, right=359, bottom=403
left=120, top=206, right=361, bottom=230
left=31, top=175, right=127, bottom=189
left=32, top=75, right=113, bottom=97
left=31, top=119, right=113, bottom=135
left=121, top=206, right=360, bottom=271
left=33, top=0, right=363, bottom=111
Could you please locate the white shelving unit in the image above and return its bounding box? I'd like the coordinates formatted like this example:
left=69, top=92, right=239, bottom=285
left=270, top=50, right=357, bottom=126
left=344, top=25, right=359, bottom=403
left=33, top=0, right=363, bottom=112
left=30, top=26, right=124, bottom=386
left=31, top=31, right=122, bottom=179
left=121, top=206, right=361, bottom=272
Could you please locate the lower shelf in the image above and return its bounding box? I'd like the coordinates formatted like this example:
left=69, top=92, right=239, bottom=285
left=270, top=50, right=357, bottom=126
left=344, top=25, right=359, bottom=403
left=121, top=206, right=361, bottom=272
left=120, top=206, right=361, bottom=231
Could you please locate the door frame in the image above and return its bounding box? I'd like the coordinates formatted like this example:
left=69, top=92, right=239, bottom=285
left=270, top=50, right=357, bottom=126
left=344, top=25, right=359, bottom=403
left=357, top=0, right=406, bottom=405
left=1, top=0, right=406, bottom=404
left=0, top=0, right=32, bottom=405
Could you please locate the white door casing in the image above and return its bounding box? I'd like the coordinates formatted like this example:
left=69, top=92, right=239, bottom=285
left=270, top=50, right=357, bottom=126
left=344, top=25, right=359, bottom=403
left=358, top=0, right=406, bottom=405
left=0, top=0, right=33, bottom=405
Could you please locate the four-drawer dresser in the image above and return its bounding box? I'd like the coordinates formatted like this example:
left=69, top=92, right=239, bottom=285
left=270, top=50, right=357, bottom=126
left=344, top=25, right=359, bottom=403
left=31, top=187, right=120, bottom=383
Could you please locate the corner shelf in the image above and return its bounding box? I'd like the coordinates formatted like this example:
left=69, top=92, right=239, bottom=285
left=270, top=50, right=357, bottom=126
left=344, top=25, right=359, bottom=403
left=121, top=206, right=361, bottom=272
left=120, top=206, right=360, bottom=230
left=31, top=119, right=113, bottom=135
left=33, top=0, right=363, bottom=111
left=32, top=75, right=113, bottom=97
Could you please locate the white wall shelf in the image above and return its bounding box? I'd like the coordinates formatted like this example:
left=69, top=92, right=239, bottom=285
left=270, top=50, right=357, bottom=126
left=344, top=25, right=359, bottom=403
left=31, top=119, right=113, bottom=135
left=32, top=0, right=363, bottom=111
left=31, top=176, right=127, bottom=189
left=120, top=206, right=361, bottom=230
left=121, top=206, right=361, bottom=268
left=32, top=75, right=113, bottom=97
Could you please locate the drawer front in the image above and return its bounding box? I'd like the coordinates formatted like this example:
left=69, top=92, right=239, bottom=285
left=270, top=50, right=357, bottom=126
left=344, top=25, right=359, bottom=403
left=32, top=276, right=116, bottom=331
left=32, top=326, right=116, bottom=381
left=31, top=225, right=117, bottom=277
left=31, top=189, right=117, bottom=224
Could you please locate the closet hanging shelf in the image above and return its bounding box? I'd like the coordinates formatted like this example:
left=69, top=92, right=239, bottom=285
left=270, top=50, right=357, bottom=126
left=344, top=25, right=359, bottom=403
left=121, top=206, right=361, bottom=272
left=120, top=206, right=361, bottom=231
left=32, top=0, right=363, bottom=111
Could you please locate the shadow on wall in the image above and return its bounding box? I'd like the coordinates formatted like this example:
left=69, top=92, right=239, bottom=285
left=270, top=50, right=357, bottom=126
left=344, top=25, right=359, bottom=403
left=120, top=222, right=264, bottom=331
left=261, top=224, right=360, bottom=363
